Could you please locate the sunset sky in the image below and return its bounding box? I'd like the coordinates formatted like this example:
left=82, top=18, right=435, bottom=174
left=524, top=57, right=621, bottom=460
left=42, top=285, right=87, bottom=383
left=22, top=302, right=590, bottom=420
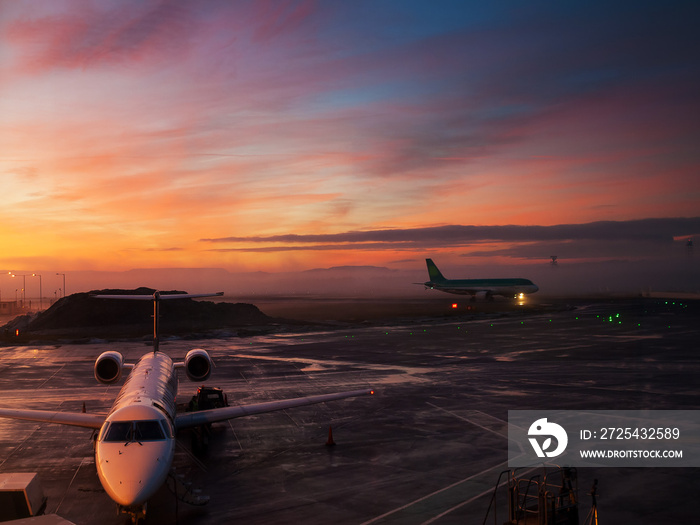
left=1, top=1, right=699, bottom=287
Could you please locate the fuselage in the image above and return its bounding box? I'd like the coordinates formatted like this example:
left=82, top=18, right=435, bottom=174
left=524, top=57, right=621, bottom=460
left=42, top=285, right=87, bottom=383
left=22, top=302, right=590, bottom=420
left=94, top=352, right=178, bottom=508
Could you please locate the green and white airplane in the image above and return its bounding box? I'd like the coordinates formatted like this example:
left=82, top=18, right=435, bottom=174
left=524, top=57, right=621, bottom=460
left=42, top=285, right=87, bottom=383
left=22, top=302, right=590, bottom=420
left=421, top=258, right=538, bottom=300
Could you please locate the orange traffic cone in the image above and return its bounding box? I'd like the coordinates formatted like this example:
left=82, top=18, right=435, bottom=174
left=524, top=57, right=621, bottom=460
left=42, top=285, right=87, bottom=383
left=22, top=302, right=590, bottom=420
left=326, top=426, right=336, bottom=446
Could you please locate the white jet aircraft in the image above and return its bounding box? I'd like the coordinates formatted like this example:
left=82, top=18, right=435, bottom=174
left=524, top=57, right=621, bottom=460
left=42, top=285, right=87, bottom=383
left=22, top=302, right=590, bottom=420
left=0, top=292, right=373, bottom=522
left=420, top=258, right=539, bottom=300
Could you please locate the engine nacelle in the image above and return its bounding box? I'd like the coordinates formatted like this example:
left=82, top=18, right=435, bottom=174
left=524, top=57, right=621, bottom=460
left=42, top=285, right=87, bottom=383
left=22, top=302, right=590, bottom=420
left=185, top=349, right=212, bottom=382
left=94, top=351, right=124, bottom=384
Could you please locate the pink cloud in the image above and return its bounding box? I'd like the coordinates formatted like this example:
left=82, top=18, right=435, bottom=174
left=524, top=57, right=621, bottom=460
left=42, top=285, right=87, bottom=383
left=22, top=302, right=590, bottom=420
left=5, top=2, right=196, bottom=73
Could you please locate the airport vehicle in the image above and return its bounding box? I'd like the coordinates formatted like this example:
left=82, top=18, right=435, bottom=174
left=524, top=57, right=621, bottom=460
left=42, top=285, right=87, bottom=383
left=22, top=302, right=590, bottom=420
left=187, top=385, right=229, bottom=411
left=0, top=291, right=373, bottom=522
left=420, top=258, right=539, bottom=299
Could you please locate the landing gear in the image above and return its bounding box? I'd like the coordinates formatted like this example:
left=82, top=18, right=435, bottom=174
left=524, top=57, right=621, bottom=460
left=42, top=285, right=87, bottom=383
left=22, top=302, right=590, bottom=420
left=191, top=423, right=212, bottom=454
left=117, top=502, right=146, bottom=524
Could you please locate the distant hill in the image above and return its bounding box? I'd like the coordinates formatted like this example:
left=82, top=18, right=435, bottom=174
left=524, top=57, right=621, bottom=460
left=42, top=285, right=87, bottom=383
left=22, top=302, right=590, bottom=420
left=1, top=288, right=276, bottom=343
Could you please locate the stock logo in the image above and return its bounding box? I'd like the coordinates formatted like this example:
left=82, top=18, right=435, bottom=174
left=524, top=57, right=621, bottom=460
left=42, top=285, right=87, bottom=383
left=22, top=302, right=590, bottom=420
left=528, top=418, right=568, bottom=458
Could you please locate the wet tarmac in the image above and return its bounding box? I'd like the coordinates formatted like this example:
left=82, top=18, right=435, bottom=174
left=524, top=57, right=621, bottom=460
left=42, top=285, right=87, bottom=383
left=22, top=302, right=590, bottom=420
left=1, top=297, right=699, bottom=524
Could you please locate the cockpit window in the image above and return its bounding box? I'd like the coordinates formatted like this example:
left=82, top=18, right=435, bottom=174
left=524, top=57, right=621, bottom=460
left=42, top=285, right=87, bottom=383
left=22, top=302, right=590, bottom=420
left=104, top=422, right=131, bottom=442
left=103, top=420, right=166, bottom=442
left=135, top=420, right=165, bottom=440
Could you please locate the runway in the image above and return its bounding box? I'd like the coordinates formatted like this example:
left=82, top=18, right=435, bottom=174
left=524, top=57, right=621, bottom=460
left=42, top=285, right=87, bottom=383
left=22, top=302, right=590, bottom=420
left=0, top=297, right=698, bottom=524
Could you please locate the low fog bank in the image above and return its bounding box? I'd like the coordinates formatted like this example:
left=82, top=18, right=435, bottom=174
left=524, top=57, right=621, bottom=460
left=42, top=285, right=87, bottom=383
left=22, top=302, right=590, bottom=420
left=520, top=258, right=698, bottom=297
left=9, top=257, right=697, bottom=303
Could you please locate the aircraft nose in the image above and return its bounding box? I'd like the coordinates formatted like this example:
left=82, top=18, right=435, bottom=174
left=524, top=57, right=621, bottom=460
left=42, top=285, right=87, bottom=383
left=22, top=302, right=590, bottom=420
left=96, top=441, right=174, bottom=506
left=101, top=458, right=166, bottom=506
left=112, top=480, right=152, bottom=506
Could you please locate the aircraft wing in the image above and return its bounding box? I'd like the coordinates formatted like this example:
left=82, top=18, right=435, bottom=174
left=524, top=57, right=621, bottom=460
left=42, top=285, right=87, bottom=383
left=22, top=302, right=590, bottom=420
left=0, top=408, right=105, bottom=429
left=175, top=389, right=373, bottom=430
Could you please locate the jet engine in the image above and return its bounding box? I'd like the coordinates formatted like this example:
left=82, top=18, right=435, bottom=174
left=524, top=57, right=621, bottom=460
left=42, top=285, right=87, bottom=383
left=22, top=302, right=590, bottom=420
left=184, top=349, right=212, bottom=382
left=94, top=351, right=124, bottom=384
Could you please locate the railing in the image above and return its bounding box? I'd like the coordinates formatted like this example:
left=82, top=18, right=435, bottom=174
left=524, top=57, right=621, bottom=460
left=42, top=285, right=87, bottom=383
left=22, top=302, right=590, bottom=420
left=483, top=467, right=580, bottom=525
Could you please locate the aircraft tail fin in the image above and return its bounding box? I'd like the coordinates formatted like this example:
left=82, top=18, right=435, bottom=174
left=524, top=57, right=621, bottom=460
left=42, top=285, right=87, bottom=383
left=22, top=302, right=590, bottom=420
left=92, top=292, right=223, bottom=353
left=426, top=259, right=447, bottom=282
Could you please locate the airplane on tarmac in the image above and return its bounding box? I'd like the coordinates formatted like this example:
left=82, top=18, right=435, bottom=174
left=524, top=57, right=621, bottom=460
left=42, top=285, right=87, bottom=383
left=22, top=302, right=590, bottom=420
left=0, top=291, right=373, bottom=523
left=420, top=258, right=539, bottom=300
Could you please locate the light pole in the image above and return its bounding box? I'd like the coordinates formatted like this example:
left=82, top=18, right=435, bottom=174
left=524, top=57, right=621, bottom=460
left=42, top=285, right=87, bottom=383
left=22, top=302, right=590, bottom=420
left=56, top=273, right=66, bottom=298
left=10, top=273, right=27, bottom=309
left=32, top=273, right=43, bottom=311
